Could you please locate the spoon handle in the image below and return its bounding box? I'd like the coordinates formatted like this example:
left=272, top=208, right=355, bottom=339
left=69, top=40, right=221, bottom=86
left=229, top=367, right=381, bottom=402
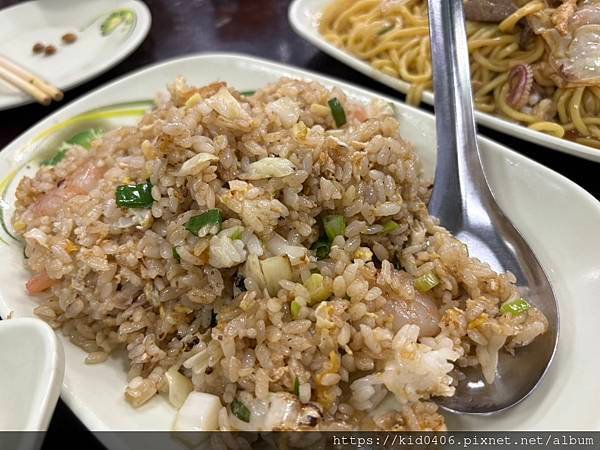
left=427, top=0, right=488, bottom=231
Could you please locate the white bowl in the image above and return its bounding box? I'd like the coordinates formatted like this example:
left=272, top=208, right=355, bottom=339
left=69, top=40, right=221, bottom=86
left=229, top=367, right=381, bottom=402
left=0, top=317, right=64, bottom=431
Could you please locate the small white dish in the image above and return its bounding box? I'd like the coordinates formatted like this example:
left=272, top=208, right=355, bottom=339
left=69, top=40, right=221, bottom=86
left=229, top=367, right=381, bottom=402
left=0, top=317, right=64, bottom=431
left=0, top=54, right=599, bottom=442
left=0, top=0, right=151, bottom=111
left=289, top=0, right=600, bottom=163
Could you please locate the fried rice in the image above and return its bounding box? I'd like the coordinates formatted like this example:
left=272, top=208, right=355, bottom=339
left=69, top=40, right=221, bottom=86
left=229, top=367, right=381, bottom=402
left=12, top=77, right=548, bottom=431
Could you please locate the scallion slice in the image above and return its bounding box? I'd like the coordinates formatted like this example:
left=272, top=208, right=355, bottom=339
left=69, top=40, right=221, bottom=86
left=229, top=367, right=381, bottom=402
left=41, top=128, right=103, bottom=166
left=240, top=90, right=256, bottom=97
left=231, top=399, right=251, bottom=423
left=230, top=227, right=243, bottom=240
left=382, top=220, right=399, bottom=234
left=67, top=128, right=104, bottom=149
left=172, top=247, right=181, bottom=263
left=115, top=181, right=154, bottom=208
left=414, top=271, right=440, bottom=293
left=312, top=237, right=331, bottom=260
left=101, top=9, right=134, bottom=36
left=290, top=301, right=301, bottom=319
left=323, top=215, right=345, bottom=241
left=304, top=273, right=332, bottom=304
left=328, top=97, right=347, bottom=127
left=500, top=298, right=531, bottom=316
left=41, top=144, right=69, bottom=166
left=294, top=377, right=300, bottom=396
left=185, top=209, right=222, bottom=237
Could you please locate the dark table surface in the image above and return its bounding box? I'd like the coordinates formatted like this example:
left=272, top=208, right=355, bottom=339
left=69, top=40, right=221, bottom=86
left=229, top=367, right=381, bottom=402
left=0, top=0, right=597, bottom=447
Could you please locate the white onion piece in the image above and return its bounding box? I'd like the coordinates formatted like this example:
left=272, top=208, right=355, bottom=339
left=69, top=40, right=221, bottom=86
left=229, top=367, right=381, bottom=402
left=209, top=232, right=247, bottom=268
left=173, top=392, right=222, bottom=431
left=165, top=366, right=193, bottom=409
left=182, top=349, right=209, bottom=374
left=266, top=233, right=307, bottom=258
left=175, top=153, right=218, bottom=176
left=260, top=256, right=292, bottom=296
left=242, top=157, right=295, bottom=180
left=266, top=97, right=300, bottom=128
left=243, top=254, right=267, bottom=292
left=206, top=87, right=252, bottom=121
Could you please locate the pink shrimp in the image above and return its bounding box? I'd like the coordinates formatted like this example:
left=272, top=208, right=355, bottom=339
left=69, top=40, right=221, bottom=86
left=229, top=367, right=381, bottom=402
left=28, top=162, right=107, bottom=218
left=26, top=272, right=57, bottom=295
left=352, top=104, right=368, bottom=122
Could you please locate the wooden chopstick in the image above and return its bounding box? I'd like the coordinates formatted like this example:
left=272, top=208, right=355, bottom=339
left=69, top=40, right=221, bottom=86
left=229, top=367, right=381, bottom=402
left=0, top=65, right=51, bottom=105
left=0, top=55, right=63, bottom=104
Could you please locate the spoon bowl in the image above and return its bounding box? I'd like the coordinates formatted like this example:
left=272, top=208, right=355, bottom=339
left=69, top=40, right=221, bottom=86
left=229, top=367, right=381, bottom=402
left=427, top=0, right=559, bottom=414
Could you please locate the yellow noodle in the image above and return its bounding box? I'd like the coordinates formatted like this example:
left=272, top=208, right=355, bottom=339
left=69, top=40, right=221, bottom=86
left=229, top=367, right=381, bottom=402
left=472, top=51, right=509, bottom=73
left=497, top=85, right=538, bottom=124
left=569, top=87, right=589, bottom=136
left=528, top=122, right=565, bottom=138
left=475, top=102, right=496, bottom=113
left=468, top=36, right=515, bottom=52
left=476, top=73, right=509, bottom=98
left=319, top=0, right=600, bottom=149
left=563, top=118, right=600, bottom=130
left=498, top=1, right=545, bottom=33
left=575, top=138, right=600, bottom=149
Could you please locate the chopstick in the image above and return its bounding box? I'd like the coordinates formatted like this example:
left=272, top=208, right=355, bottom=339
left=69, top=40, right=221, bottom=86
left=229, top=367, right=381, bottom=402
left=0, top=55, right=63, bottom=105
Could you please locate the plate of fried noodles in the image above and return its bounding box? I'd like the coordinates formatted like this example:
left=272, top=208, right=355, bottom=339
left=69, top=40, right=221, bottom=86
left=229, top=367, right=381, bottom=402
left=290, top=0, right=600, bottom=163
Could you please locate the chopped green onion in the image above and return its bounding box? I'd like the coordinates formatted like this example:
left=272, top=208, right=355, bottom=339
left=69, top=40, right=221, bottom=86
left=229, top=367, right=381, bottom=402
left=172, top=247, right=181, bottom=263
left=115, top=181, right=154, bottom=208
left=230, top=227, right=243, bottom=240
left=41, top=144, right=69, bottom=166
left=394, top=258, right=403, bottom=270
left=328, top=97, right=347, bottom=127
left=312, top=237, right=331, bottom=260
left=382, top=220, right=399, bottom=234
left=185, top=209, right=222, bottom=237
left=240, top=90, right=256, bottom=97
left=500, top=298, right=531, bottom=316
left=101, top=9, right=135, bottom=36
left=231, top=399, right=251, bottom=423
left=414, top=271, right=440, bottom=293
left=41, top=128, right=104, bottom=166
left=67, top=128, right=104, bottom=149
left=290, top=301, right=301, bottom=319
left=323, top=215, right=346, bottom=241
left=304, top=273, right=332, bottom=304
left=294, top=377, right=300, bottom=396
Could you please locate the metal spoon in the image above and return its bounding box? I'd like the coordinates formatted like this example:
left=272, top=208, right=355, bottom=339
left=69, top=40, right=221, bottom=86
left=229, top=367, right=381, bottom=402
left=427, top=0, right=558, bottom=414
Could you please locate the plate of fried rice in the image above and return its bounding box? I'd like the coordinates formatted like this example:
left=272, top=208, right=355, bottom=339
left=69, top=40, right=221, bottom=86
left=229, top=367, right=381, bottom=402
left=0, top=54, right=598, bottom=436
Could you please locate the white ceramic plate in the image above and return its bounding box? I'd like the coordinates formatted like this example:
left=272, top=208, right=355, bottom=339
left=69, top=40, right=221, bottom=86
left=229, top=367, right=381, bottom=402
left=289, top=0, right=600, bottom=163
left=0, top=54, right=598, bottom=438
left=0, top=0, right=151, bottom=111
